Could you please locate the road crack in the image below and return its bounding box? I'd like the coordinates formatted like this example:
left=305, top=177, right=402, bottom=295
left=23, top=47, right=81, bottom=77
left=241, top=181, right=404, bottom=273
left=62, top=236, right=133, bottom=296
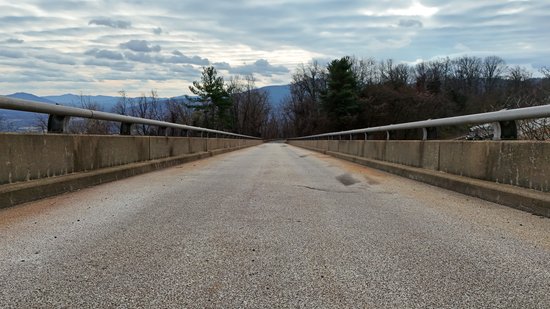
left=296, top=185, right=356, bottom=194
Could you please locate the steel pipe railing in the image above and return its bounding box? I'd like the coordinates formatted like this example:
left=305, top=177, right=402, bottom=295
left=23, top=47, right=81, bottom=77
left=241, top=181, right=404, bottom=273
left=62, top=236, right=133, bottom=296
left=0, top=96, right=259, bottom=139
left=292, top=104, right=550, bottom=141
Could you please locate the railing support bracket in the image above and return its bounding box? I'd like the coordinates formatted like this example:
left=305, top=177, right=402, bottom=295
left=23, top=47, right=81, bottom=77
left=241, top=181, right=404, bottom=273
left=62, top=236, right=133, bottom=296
left=47, top=115, right=70, bottom=133
left=492, top=121, right=517, bottom=140
left=422, top=127, right=438, bottom=140
left=120, top=122, right=133, bottom=135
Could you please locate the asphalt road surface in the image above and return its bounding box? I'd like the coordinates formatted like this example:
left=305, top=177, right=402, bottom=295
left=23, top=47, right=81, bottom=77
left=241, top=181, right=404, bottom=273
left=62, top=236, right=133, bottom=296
left=1, top=142, right=549, bottom=308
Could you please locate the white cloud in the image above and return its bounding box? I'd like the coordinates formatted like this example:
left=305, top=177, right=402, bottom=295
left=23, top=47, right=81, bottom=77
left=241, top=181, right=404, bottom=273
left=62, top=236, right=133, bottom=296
left=387, top=1, right=439, bottom=17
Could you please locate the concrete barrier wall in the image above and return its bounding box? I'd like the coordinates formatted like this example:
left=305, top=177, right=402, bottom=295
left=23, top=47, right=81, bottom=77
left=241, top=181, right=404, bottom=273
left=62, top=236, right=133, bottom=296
left=288, top=140, right=550, bottom=193
left=0, top=133, right=261, bottom=185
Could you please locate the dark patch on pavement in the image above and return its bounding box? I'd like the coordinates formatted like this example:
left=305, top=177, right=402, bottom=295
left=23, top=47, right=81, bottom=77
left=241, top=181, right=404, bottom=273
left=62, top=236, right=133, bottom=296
left=336, top=173, right=360, bottom=186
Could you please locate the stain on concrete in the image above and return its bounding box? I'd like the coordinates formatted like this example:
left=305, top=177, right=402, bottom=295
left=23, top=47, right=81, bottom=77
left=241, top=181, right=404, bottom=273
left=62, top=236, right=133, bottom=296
left=363, top=175, right=380, bottom=185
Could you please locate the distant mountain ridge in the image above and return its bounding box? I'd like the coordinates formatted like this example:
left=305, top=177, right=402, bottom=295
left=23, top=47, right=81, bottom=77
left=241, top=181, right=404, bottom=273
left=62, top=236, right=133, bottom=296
left=4, top=85, right=289, bottom=110
left=1, top=85, right=290, bottom=132
left=6, top=92, right=57, bottom=104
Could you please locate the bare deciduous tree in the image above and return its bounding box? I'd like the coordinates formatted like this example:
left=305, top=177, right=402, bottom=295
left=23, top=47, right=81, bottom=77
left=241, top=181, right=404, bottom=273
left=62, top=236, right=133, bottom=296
left=351, top=56, right=378, bottom=88
left=281, top=61, right=327, bottom=136
left=539, top=66, right=550, bottom=79
left=482, top=56, right=507, bottom=93
left=451, top=56, right=483, bottom=95
left=229, top=75, right=271, bottom=137
left=112, top=90, right=131, bottom=116
left=33, top=114, right=48, bottom=132
left=0, top=114, right=9, bottom=132
left=507, top=65, right=533, bottom=96
left=165, top=98, right=191, bottom=125
left=68, top=94, right=113, bottom=134
left=379, top=59, right=411, bottom=89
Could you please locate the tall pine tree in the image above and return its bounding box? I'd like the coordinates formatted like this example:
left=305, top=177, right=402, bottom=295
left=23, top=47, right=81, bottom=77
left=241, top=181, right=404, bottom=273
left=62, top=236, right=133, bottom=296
left=187, top=66, right=233, bottom=130
left=321, top=56, right=359, bottom=130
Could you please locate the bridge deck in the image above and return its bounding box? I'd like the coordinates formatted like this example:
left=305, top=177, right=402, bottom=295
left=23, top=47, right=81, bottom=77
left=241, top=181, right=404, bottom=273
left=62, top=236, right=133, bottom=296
left=1, top=143, right=549, bottom=307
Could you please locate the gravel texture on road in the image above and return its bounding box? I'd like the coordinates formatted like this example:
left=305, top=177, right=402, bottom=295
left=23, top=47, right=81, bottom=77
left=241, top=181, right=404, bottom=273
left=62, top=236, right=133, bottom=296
left=1, top=142, right=549, bottom=308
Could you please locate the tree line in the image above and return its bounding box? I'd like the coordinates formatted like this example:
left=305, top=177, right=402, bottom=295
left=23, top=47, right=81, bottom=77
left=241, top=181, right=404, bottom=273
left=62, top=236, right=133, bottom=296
left=16, top=55, right=549, bottom=140
left=47, top=68, right=279, bottom=138
left=280, top=55, right=550, bottom=140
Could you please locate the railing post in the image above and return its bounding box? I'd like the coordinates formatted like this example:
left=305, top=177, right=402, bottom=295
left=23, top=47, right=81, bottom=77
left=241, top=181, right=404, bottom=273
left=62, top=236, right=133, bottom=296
left=422, top=127, right=438, bottom=140
left=157, top=126, right=168, bottom=136
left=120, top=122, right=133, bottom=135
left=500, top=120, right=518, bottom=139
left=386, top=131, right=391, bottom=140
left=492, top=121, right=518, bottom=140
left=364, top=132, right=368, bottom=140
left=47, top=115, right=70, bottom=133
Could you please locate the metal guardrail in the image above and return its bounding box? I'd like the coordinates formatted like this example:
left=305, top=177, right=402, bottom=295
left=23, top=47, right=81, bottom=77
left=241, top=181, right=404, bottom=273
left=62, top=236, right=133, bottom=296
left=0, top=96, right=259, bottom=139
left=293, top=104, right=550, bottom=141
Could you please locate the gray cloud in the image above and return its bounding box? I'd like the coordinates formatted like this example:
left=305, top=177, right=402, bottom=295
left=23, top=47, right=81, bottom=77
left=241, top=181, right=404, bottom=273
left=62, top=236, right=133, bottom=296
left=84, top=59, right=134, bottom=72
left=170, top=64, right=198, bottom=75
left=84, top=47, right=210, bottom=67
left=213, top=62, right=232, bottom=71
left=120, top=40, right=161, bottom=53
left=35, top=54, right=76, bottom=65
left=153, top=27, right=162, bottom=35
left=0, top=16, right=52, bottom=24
left=124, top=51, right=154, bottom=63
left=166, top=50, right=209, bottom=65
left=5, top=38, right=24, bottom=44
left=228, top=59, right=290, bottom=77
left=89, top=18, right=131, bottom=29
left=85, top=49, right=125, bottom=61
left=0, top=49, right=25, bottom=58
left=399, top=19, right=423, bottom=28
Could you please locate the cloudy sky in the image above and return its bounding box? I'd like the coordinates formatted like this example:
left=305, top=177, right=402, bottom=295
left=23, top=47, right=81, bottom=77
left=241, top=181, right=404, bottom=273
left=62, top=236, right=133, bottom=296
left=1, top=0, right=549, bottom=97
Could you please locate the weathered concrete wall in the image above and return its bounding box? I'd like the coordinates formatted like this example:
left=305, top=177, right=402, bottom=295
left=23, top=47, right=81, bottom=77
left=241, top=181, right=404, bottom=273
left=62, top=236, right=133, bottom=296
left=288, top=140, right=550, bottom=193
left=0, top=133, right=261, bottom=185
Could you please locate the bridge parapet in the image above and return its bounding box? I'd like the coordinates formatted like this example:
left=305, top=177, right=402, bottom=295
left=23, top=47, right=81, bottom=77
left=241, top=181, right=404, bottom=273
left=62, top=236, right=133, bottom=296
left=0, top=134, right=258, bottom=186
left=288, top=139, right=550, bottom=216
left=288, top=105, right=550, bottom=216
left=289, top=139, right=549, bottom=193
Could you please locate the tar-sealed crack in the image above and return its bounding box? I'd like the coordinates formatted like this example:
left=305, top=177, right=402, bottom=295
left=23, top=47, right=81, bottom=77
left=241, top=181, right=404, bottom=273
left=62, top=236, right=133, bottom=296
left=296, top=185, right=356, bottom=194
